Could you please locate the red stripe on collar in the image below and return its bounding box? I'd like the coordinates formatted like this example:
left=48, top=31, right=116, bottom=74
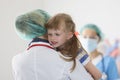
left=27, top=44, right=54, bottom=50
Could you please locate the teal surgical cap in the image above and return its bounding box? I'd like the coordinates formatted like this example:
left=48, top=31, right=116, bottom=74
left=80, top=24, right=104, bottom=40
left=15, top=9, right=51, bottom=40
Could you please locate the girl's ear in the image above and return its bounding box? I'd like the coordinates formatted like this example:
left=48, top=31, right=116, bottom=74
left=67, top=32, right=73, bottom=40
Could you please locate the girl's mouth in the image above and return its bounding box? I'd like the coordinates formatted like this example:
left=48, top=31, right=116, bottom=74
left=51, top=41, right=57, bottom=45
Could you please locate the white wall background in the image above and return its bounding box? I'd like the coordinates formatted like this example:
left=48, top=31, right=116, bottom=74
left=0, top=0, right=120, bottom=80
left=43, top=0, right=120, bottom=40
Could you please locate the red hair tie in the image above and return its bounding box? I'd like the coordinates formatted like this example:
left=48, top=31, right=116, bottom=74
left=74, top=32, right=79, bottom=36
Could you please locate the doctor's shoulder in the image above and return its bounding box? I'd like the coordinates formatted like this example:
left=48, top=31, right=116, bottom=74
left=12, top=51, right=32, bottom=67
left=103, top=55, right=116, bottom=64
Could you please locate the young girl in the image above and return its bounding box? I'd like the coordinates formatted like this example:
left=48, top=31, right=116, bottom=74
left=45, top=13, right=103, bottom=80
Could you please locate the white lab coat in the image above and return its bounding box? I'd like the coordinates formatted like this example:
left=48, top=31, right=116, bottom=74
left=12, top=38, right=93, bottom=80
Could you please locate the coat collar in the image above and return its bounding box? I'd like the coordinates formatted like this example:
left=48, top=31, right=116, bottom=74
left=27, top=38, right=53, bottom=50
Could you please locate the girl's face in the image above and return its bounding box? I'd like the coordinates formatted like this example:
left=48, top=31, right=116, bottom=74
left=47, top=26, right=73, bottom=48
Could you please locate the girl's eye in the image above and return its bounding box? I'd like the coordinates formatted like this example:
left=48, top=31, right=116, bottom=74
left=48, top=34, right=52, bottom=36
left=55, top=33, right=60, bottom=36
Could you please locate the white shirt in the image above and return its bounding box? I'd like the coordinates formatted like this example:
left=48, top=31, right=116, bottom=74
left=12, top=38, right=93, bottom=80
left=73, top=49, right=93, bottom=80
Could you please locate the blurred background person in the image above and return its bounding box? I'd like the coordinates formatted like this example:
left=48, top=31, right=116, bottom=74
left=110, top=39, right=120, bottom=76
left=79, top=23, right=119, bottom=80
left=99, top=38, right=120, bottom=76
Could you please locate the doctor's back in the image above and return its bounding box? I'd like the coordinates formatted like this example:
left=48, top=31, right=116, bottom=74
left=12, top=44, right=69, bottom=80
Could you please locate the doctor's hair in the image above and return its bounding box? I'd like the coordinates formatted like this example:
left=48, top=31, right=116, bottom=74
left=45, top=13, right=81, bottom=72
left=80, top=23, right=104, bottom=41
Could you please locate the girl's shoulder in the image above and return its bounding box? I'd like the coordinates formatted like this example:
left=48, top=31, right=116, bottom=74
left=76, top=48, right=90, bottom=66
left=77, top=48, right=88, bottom=58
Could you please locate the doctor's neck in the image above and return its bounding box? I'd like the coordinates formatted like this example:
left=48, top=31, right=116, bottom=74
left=89, top=50, right=100, bottom=60
left=38, top=35, right=48, bottom=40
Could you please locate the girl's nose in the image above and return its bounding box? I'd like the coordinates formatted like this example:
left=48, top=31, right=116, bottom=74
left=50, top=35, right=55, bottom=40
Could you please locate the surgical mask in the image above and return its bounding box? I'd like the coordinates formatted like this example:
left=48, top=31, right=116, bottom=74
left=80, top=37, right=98, bottom=54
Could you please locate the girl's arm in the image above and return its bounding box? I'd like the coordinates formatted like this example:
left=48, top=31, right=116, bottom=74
left=85, top=61, right=102, bottom=80
left=77, top=48, right=104, bottom=80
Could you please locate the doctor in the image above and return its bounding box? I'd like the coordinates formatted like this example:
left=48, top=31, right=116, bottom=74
left=79, top=23, right=119, bottom=80
left=12, top=9, right=94, bottom=80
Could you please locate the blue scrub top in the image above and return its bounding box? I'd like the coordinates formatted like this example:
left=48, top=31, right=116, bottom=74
left=96, top=56, right=119, bottom=80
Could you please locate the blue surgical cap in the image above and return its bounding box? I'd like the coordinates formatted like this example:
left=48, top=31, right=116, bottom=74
left=80, top=24, right=104, bottom=40
left=15, top=9, right=51, bottom=40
